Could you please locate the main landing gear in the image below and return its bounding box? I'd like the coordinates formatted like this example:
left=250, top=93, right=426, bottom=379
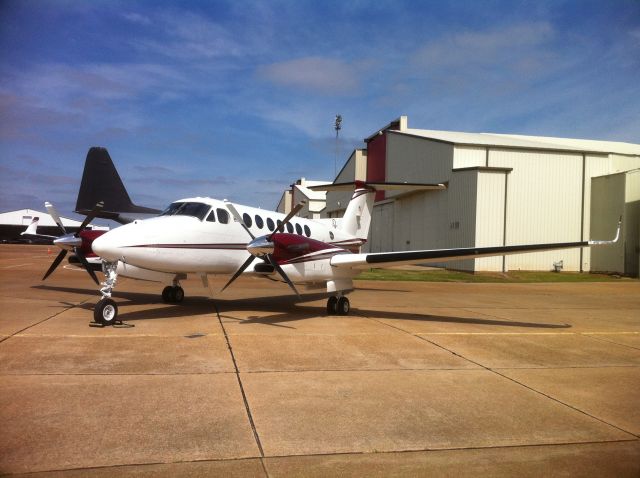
left=162, top=285, right=184, bottom=303
left=326, top=295, right=350, bottom=316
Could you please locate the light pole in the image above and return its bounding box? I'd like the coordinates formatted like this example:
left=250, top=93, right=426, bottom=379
left=334, top=114, right=342, bottom=178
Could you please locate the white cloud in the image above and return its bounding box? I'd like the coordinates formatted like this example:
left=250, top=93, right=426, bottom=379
left=410, top=22, right=562, bottom=94
left=257, top=56, right=362, bottom=94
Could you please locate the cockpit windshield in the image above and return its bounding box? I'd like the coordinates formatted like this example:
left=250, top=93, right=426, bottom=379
left=160, top=202, right=211, bottom=221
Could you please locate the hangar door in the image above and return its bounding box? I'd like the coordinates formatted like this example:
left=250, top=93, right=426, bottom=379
left=370, top=202, right=394, bottom=252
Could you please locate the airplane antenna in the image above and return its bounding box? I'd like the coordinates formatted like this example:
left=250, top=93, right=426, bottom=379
left=334, top=114, right=342, bottom=178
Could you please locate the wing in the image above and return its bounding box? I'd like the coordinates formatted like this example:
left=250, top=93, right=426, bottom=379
left=330, top=219, right=621, bottom=269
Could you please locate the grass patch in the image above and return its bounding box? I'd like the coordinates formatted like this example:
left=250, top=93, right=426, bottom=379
left=355, top=268, right=636, bottom=283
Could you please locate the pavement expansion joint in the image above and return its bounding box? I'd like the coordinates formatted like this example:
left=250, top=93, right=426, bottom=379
left=213, top=300, right=266, bottom=457
left=0, top=298, right=92, bottom=344
left=397, top=328, right=640, bottom=441
left=581, top=333, right=640, bottom=351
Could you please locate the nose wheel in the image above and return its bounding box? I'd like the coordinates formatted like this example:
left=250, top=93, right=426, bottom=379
left=94, top=297, right=118, bottom=325
left=327, top=296, right=350, bottom=315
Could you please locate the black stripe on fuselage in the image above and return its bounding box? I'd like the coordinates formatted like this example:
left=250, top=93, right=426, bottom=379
left=365, top=241, right=590, bottom=264
left=129, top=243, right=247, bottom=250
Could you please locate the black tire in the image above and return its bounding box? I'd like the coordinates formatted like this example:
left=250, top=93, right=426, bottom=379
left=162, top=286, right=173, bottom=303
left=326, top=296, right=338, bottom=315
left=337, top=297, right=350, bottom=316
left=94, top=298, right=118, bottom=325
left=172, top=286, right=184, bottom=303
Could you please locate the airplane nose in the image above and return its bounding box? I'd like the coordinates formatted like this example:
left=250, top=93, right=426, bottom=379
left=91, top=231, right=118, bottom=261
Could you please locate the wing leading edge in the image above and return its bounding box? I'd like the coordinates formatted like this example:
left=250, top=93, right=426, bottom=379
left=331, top=219, right=622, bottom=270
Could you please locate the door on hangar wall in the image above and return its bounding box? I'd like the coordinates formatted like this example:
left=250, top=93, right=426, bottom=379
left=370, top=202, right=394, bottom=252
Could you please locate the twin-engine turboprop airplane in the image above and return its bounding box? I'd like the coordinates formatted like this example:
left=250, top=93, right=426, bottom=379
left=87, top=163, right=621, bottom=325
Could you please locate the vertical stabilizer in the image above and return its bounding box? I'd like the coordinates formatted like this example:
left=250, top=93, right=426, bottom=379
left=74, top=147, right=161, bottom=222
left=339, top=183, right=375, bottom=239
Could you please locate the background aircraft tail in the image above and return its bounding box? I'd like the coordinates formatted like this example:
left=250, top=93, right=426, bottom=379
left=75, top=147, right=161, bottom=224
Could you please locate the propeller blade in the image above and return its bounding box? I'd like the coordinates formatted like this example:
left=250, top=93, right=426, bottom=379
left=269, top=202, right=305, bottom=239
left=267, top=255, right=300, bottom=298
left=75, top=251, right=100, bottom=285
left=76, top=201, right=104, bottom=235
left=221, top=254, right=256, bottom=292
left=45, top=202, right=66, bottom=235
left=42, top=249, right=68, bottom=281
left=224, top=201, right=255, bottom=240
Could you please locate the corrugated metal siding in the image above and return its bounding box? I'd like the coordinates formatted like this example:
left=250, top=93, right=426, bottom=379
left=590, top=174, right=625, bottom=273
left=611, top=154, right=640, bottom=173
left=474, top=171, right=508, bottom=271
left=490, top=149, right=582, bottom=271
left=385, top=133, right=453, bottom=197
left=581, top=154, right=610, bottom=270
left=325, top=151, right=358, bottom=216
left=454, top=146, right=486, bottom=169
left=624, top=170, right=640, bottom=276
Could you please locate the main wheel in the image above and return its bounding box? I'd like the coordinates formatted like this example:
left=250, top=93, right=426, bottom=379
left=172, top=286, right=184, bottom=303
left=94, top=298, right=118, bottom=325
left=162, top=286, right=173, bottom=303
left=326, top=296, right=338, bottom=315
left=337, top=296, right=350, bottom=315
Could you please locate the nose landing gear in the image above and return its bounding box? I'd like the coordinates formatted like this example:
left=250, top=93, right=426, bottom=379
left=93, top=261, right=121, bottom=326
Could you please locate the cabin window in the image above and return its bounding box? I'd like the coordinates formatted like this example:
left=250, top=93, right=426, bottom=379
left=286, top=222, right=293, bottom=233
left=255, top=215, right=264, bottom=229
left=242, top=213, right=252, bottom=228
left=162, top=202, right=210, bottom=221
left=304, top=225, right=311, bottom=237
left=276, top=220, right=283, bottom=231
left=295, top=223, right=302, bottom=235
left=267, top=218, right=275, bottom=231
left=217, top=208, right=230, bottom=224
left=206, top=211, right=216, bottom=222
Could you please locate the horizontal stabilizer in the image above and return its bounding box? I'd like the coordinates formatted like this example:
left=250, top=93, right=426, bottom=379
left=309, top=181, right=447, bottom=192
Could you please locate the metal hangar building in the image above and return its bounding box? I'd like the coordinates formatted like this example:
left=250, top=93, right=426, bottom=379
left=322, top=116, right=640, bottom=274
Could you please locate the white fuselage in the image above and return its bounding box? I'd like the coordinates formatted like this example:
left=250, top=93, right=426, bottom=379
left=91, top=197, right=361, bottom=285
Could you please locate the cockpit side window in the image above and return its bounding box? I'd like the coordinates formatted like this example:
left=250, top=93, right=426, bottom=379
left=161, top=202, right=210, bottom=221
left=217, top=208, right=230, bottom=224
left=161, top=202, right=183, bottom=216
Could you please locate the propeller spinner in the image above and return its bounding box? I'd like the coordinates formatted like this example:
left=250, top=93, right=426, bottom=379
left=221, top=200, right=305, bottom=297
left=42, top=201, right=104, bottom=285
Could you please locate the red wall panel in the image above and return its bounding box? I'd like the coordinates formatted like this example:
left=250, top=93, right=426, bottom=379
left=366, top=133, right=386, bottom=201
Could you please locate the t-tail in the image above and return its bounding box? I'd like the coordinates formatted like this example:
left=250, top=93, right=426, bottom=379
left=74, top=147, right=161, bottom=224
left=310, top=180, right=448, bottom=241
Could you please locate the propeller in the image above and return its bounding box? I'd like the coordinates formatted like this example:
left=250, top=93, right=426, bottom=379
left=221, top=200, right=304, bottom=296
left=42, top=201, right=104, bottom=285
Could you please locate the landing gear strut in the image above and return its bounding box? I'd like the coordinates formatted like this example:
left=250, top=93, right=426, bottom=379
left=327, top=295, right=350, bottom=316
left=94, top=261, right=120, bottom=325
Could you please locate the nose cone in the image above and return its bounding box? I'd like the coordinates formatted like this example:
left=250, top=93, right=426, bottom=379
left=53, top=234, right=82, bottom=251
left=248, top=236, right=274, bottom=257
left=91, top=230, right=119, bottom=261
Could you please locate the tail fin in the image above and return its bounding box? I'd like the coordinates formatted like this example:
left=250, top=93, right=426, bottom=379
left=309, top=180, right=447, bottom=240
left=75, top=147, right=161, bottom=223
left=21, top=217, right=40, bottom=236
left=340, top=184, right=375, bottom=239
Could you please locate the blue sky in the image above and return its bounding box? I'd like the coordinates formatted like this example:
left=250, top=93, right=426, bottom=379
left=1, top=0, right=638, bottom=223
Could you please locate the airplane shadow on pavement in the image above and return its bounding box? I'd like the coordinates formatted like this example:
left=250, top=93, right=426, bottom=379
left=32, top=284, right=570, bottom=330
